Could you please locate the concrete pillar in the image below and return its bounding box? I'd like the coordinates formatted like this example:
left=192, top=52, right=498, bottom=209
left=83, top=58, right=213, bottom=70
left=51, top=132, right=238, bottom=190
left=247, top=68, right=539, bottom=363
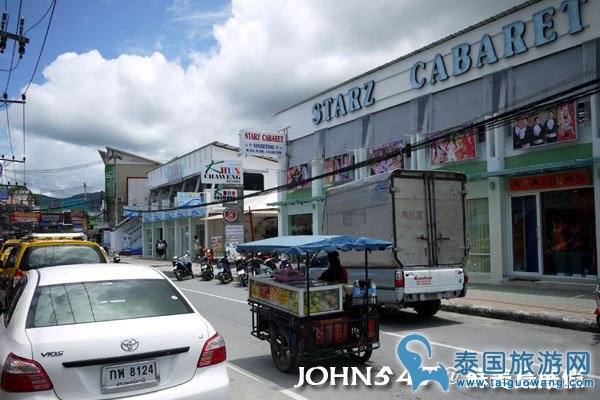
left=591, top=94, right=600, bottom=279
left=311, top=158, right=324, bottom=235
left=278, top=154, right=289, bottom=236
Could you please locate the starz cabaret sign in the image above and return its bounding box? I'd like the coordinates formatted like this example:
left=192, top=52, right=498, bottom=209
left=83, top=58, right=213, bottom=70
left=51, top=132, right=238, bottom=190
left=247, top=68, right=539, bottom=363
left=294, top=333, right=594, bottom=392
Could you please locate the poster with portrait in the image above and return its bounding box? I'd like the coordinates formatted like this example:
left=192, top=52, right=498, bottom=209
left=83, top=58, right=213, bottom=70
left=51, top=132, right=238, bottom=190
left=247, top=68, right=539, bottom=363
left=511, top=101, right=577, bottom=150
left=369, top=139, right=404, bottom=175
left=287, top=163, right=310, bottom=189
left=430, top=127, right=477, bottom=165
left=323, top=152, right=354, bottom=184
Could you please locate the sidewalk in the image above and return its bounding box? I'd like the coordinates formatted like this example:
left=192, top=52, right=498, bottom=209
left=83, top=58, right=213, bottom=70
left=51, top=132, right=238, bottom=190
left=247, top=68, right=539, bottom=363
left=121, top=255, right=599, bottom=333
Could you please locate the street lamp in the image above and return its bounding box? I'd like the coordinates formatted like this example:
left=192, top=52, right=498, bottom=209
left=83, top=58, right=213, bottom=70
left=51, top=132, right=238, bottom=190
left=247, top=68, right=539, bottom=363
left=106, top=149, right=122, bottom=228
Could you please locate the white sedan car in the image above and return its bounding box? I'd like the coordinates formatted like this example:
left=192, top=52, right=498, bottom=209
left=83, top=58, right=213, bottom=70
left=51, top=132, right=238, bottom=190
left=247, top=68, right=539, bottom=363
left=0, top=264, right=229, bottom=399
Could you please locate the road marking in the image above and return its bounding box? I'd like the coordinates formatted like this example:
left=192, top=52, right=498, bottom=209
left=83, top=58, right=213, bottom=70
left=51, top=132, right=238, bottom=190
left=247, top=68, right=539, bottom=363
left=183, top=290, right=600, bottom=381
left=227, top=364, right=310, bottom=400
left=180, top=288, right=247, bottom=304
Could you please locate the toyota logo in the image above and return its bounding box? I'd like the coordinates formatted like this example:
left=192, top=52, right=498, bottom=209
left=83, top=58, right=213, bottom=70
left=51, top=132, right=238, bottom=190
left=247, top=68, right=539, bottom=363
left=120, top=339, right=139, bottom=352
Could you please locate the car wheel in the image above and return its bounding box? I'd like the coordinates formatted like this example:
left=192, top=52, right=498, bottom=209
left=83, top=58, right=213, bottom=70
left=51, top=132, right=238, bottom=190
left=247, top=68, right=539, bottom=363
left=270, top=325, right=297, bottom=373
left=415, top=300, right=441, bottom=317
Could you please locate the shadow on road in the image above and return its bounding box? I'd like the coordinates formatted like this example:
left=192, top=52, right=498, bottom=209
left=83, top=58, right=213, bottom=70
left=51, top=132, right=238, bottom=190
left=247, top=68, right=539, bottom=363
left=379, top=308, right=463, bottom=330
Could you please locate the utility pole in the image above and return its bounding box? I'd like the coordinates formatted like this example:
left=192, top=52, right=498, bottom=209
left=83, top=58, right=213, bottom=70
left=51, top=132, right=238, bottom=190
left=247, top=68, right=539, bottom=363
left=106, top=150, right=122, bottom=228
left=84, top=182, right=87, bottom=200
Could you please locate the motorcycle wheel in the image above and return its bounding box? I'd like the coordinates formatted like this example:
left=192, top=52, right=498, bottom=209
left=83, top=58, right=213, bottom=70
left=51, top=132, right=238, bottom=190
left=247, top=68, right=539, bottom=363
left=174, top=270, right=183, bottom=281
left=225, top=274, right=233, bottom=284
left=240, top=275, right=247, bottom=287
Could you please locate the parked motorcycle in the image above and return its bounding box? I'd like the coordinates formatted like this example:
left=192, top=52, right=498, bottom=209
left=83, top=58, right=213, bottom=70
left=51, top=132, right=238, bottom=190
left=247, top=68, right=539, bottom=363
left=236, top=258, right=248, bottom=287
left=172, top=251, right=193, bottom=281
left=198, top=255, right=214, bottom=281
left=111, top=251, right=121, bottom=263
left=595, top=277, right=600, bottom=328
left=216, top=256, right=233, bottom=284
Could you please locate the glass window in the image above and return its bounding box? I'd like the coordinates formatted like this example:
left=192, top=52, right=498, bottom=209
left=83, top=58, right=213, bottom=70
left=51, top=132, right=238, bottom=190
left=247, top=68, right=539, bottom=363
left=541, top=188, right=596, bottom=277
left=21, top=245, right=106, bottom=271
left=4, top=275, right=27, bottom=326
left=244, top=173, right=265, bottom=190
left=290, top=214, right=312, bottom=235
left=27, top=279, right=193, bottom=328
left=466, top=198, right=490, bottom=273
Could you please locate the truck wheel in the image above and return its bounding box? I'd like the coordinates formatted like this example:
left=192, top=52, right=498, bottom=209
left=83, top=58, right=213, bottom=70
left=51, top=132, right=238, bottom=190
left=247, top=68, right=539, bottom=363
left=347, top=345, right=373, bottom=363
left=415, top=300, right=441, bottom=317
left=270, top=326, right=297, bottom=373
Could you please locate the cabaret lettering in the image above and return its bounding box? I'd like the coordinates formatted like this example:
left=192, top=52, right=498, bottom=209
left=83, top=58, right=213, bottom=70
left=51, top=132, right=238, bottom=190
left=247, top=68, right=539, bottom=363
left=312, top=80, right=376, bottom=125
left=409, top=0, right=586, bottom=89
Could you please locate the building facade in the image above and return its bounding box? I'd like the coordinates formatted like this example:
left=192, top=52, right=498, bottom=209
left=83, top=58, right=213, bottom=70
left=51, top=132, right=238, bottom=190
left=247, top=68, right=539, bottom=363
left=273, top=0, right=599, bottom=283
left=142, top=142, right=278, bottom=260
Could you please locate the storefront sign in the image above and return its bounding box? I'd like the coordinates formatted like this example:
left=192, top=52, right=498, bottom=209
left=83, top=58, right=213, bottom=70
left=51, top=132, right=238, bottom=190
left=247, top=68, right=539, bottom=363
left=214, top=188, right=238, bottom=201
left=0, top=185, right=7, bottom=200
left=512, top=102, right=576, bottom=150
left=70, top=209, right=84, bottom=222
left=201, top=160, right=244, bottom=185
left=324, top=152, right=354, bottom=184
left=287, top=163, right=310, bottom=189
left=225, top=224, right=245, bottom=245
left=40, top=213, right=63, bottom=227
left=12, top=211, right=41, bottom=223
left=312, top=80, right=375, bottom=125
left=509, top=170, right=589, bottom=192
left=239, top=130, right=286, bottom=156
left=370, top=139, right=404, bottom=175
left=410, top=0, right=586, bottom=89
left=430, top=128, right=477, bottom=165
left=176, top=192, right=204, bottom=207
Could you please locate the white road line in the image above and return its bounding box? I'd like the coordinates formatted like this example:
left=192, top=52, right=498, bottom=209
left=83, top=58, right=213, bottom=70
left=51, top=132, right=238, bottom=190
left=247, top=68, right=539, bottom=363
left=184, top=290, right=600, bottom=381
left=180, top=288, right=248, bottom=304
left=227, top=363, right=310, bottom=400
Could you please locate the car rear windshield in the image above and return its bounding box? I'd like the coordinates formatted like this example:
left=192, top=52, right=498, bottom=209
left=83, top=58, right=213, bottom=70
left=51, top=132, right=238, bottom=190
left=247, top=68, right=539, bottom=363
left=26, top=279, right=193, bottom=328
left=22, top=244, right=106, bottom=270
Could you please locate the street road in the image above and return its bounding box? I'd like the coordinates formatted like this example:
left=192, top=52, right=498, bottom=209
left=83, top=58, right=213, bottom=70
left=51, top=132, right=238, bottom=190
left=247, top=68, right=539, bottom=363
left=161, top=275, right=600, bottom=400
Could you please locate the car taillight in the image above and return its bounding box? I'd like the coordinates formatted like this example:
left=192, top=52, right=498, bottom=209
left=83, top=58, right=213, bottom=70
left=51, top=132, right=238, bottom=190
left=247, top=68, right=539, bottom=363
left=395, top=271, right=404, bottom=288
left=14, top=269, right=23, bottom=279
left=197, top=333, right=226, bottom=368
left=1, top=353, right=53, bottom=392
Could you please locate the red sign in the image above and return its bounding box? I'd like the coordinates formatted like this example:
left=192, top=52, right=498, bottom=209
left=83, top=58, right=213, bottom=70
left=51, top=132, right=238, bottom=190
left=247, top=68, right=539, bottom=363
left=509, top=170, right=589, bottom=192
left=223, top=207, right=238, bottom=223
left=11, top=211, right=41, bottom=223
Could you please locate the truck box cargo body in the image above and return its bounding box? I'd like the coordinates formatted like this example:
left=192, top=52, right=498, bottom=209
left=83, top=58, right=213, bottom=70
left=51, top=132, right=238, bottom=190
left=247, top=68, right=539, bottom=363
left=322, top=169, right=468, bottom=315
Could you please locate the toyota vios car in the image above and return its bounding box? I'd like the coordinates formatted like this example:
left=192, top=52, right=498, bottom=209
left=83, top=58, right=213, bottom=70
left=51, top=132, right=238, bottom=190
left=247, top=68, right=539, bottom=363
left=0, top=264, right=229, bottom=399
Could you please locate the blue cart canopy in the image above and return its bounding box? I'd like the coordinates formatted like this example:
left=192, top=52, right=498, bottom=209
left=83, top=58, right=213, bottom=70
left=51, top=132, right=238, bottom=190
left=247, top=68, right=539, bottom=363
left=236, top=235, right=392, bottom=256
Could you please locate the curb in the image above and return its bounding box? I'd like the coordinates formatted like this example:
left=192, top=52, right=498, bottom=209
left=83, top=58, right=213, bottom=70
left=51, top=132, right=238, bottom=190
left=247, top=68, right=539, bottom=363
left=441, top=303, right=599, bottom=333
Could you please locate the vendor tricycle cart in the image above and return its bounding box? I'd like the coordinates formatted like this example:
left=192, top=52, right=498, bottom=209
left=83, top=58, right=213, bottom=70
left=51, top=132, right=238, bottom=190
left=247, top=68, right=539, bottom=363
left=237, top=235, right=393, bottom=373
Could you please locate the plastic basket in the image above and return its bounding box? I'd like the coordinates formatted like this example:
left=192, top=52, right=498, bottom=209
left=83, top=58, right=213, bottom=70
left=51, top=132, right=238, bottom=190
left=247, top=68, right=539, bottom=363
left=303, top=317, right=349, bottom=347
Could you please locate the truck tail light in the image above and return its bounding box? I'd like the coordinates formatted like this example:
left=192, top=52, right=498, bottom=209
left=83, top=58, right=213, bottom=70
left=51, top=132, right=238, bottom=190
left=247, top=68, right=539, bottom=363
left=395, top=271, right=404, bottom=288
left=198, top=333, right=227, bottom=368
left=1, top=353, right=53, bottom=392
left=464, top=274, right=469, bottom=284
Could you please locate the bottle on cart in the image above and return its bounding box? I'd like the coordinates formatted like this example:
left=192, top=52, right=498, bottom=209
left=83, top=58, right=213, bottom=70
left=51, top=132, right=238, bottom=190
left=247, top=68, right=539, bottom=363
left=352, top=280, right=361, bottom=297
left=368, top=281, right=377, bottom=303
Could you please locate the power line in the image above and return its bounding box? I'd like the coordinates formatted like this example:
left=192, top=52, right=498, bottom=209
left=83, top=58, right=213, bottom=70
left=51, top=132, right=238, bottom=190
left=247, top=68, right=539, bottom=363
left=22, top=0, right=56, bottom=96
left=25, top=160, right=103, bottom=174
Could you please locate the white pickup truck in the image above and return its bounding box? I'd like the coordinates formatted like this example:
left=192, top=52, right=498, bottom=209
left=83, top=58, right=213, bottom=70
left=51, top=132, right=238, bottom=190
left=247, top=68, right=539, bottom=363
left=317, top=169, right=469, bottom=317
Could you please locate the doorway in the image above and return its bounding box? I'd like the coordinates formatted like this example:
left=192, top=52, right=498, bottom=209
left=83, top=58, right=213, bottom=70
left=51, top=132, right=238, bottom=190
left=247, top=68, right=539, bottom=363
left=511, top=195, right=539, bottom=274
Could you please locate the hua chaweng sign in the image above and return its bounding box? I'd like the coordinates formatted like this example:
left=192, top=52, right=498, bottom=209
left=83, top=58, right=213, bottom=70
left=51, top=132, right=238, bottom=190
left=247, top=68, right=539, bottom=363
left=200, top=160, right=244, bottom=185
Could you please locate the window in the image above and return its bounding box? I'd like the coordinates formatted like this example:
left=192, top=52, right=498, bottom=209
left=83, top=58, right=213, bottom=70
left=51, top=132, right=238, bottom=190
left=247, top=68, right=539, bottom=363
left=244, top=173, right=264, bottom=191
left=4, top=275, right=27, bottom=326
left=21, top=245, right=106, bottom=271
left=27, top=279, right=193, bottom=328
left=466, top=198, right=490, bottom=273
left=290, top=214, right=312, bottom=235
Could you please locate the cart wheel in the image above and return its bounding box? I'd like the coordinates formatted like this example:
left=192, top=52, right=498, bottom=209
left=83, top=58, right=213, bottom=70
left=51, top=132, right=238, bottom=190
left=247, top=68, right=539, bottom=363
left=597, top=314, right=600, bottom=328
left=347, top=345, right=373, bottom=363
left=415, top=300, right=440, bottom=317
left=270, top=325, right=297, bottom=373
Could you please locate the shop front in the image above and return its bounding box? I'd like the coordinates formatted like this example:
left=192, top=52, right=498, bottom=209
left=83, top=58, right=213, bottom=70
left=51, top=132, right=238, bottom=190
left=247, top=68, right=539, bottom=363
left=509, top=170, right=596, bottom=278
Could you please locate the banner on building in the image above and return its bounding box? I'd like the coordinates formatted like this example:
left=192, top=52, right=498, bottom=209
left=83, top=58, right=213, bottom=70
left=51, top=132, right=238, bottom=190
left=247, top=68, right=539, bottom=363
left=430, top=127, right=477, bottom=165
left=0, top=185, right=8, bottom=200
left=166, top=160, right=184, bottom=183
left=323, top=152, right=354, bottom=184
left=287, top=163, right=310, bottom=189
left=176, top=192, right=204, bottom=207
left=123, top=205, right=144, bottom=217
left=512, top=101, right=577, bottom=150
left=12, top=211, right=41, bottom=223
left=70, top=210, right=85, bottom=222
left=40, top=213, right=63, bottom=227
left=239, top=130, right=286, bottom=156
left=370, top=139, right=404, bottom=175
left=201, top=160, right=244, bottom=185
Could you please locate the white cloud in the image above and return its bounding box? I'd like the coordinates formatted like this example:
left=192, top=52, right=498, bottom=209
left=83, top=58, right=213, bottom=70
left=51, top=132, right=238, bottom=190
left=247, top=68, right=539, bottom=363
left=9, top=0, right=523, bottom=196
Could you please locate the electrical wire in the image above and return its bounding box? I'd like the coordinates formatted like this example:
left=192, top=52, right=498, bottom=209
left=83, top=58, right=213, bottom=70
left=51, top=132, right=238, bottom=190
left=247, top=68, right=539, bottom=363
left=26, top=160, right=103, bottom=174
left=22, top=0, right=56, bottom=96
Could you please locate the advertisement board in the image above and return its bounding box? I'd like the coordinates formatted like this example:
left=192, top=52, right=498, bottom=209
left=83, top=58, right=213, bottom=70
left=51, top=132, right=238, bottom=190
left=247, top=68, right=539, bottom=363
left=201, top=160, right=244, bottom=185
left=370, top=139, right=404, bottom=175
left=287, top=163, right=310, bottom=189
left=511, top=101, right=577, bottom=150
left=323, top=152, right=354, bottom=184
left=430, top=128, right=477, bottom=165
left=176, top=192, right=204, bottom=207
left=239, top=130, right=286, bottom=156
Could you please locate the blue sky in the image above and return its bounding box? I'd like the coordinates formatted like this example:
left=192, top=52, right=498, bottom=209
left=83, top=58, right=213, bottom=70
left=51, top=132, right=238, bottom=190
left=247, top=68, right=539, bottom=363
left=0, top=0, right=524, bottom=197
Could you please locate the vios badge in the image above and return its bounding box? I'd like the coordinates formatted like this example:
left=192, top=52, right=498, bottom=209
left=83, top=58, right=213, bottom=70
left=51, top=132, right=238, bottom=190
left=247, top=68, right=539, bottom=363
left=121, top=339, right=139, bottom=352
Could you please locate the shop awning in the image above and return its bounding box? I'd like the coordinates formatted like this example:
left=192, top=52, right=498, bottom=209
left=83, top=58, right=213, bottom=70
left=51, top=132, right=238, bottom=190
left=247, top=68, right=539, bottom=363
left=267, top=195, right=325, bottom=207
left=467, top=157, right=599, bottom=180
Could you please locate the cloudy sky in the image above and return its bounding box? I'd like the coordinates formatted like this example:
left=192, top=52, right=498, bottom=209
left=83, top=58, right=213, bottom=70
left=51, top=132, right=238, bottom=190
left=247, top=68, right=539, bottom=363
left=0, top=0, right=523, bottom=198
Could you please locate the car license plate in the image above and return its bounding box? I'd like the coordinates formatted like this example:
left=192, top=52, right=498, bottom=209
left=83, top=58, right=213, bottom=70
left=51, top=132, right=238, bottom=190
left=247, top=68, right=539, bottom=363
left=422, top=293, right=439, bottom=300
left=102, top=360, right=158, bottom=393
